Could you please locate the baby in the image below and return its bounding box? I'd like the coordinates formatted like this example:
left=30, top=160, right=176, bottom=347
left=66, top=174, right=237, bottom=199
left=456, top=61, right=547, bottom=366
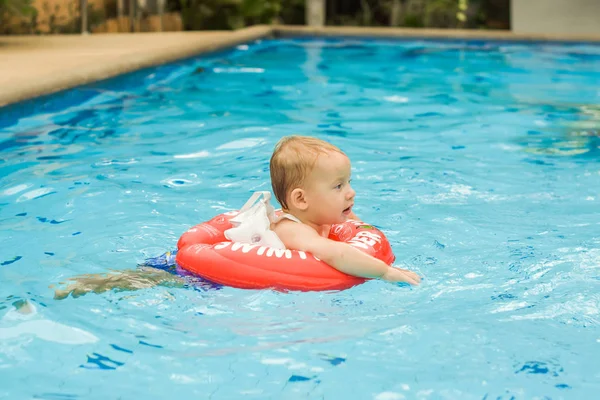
left=53, top=135, right=419, bottom=299
left=260, top=135, right=420, bottom=285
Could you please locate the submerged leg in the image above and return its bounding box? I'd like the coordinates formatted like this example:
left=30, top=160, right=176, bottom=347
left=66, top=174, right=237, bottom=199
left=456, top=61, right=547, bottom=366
left=51, top=252, right=182, bottom=300
left=51, top=266, right=186, bottom=300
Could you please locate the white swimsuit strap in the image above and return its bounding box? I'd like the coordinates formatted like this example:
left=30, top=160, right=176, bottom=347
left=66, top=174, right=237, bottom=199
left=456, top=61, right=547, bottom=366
left=238, top=191, right=272, bottom=213
left=237, top=191, right=302, bottom=224
left=279, top=213, right=302, bottom=224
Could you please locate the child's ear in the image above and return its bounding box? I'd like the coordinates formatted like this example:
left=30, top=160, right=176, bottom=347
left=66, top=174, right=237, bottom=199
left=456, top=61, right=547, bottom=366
left=290, top=188, right=308, bottom=211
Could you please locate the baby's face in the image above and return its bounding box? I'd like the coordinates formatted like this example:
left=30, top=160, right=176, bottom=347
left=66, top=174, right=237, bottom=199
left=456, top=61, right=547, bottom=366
left=303, top=151, right=355, bottom=225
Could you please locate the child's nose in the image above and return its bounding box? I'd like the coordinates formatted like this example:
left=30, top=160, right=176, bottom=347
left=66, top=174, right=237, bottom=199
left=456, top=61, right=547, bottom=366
left=347, top=186, right=356, bottom=200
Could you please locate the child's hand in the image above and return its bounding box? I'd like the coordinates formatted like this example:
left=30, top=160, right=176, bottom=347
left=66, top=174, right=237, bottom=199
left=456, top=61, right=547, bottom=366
left=381, top=266, right=421, bottom=286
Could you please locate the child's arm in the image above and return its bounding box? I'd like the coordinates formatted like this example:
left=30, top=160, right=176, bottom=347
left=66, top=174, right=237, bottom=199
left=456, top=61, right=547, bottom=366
left=274, top=220, right=420, bottom=285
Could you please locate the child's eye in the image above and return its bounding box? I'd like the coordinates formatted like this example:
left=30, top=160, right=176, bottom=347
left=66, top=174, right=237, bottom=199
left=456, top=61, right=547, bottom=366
left=335, top=184, right=342, bottom=190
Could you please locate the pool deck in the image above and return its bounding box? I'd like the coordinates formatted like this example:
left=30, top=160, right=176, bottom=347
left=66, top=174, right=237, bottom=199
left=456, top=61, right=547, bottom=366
left=0, top=26, right=270, bottom=108
left=2, top=24, right=599, bottom=108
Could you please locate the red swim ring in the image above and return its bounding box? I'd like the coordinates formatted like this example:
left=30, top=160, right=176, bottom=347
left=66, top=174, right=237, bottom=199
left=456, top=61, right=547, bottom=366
left=176, top=211, right=395, bottom=291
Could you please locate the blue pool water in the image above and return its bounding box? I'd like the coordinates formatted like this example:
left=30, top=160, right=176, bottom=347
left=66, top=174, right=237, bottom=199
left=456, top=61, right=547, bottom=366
left=1, top=37, right=600, bottom=399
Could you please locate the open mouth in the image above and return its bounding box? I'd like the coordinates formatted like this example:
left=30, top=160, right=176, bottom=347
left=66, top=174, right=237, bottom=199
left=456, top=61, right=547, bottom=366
left=343, top=206, right=353, bottom=215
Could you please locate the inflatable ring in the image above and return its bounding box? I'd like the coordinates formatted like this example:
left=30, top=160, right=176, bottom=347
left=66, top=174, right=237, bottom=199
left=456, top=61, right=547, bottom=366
left=176, top=211, right=395, bottom=291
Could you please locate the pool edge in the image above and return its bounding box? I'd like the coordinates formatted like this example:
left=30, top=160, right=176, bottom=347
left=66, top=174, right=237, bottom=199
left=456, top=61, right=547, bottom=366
left=3, top=24, right=600, bottom=109
left=273, top=25, right=600, bottom=44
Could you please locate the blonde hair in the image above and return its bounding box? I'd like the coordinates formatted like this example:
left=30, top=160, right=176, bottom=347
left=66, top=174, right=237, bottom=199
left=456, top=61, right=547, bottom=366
left=270, top=135, right=345, bottom=209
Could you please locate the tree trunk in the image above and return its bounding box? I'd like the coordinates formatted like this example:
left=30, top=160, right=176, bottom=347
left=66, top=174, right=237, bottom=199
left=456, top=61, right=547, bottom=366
left=117, top=0, right=125, bottom=18
left=360, top=0, right=372, bottom=25
left=306, top=0, right=325, bottom=27
left=129, top=0, right=136, bottom=32
left=158, top=0, right=165, bottom=31
left=81, top=0, right=88, bottom=34
left=390, top=0, right=401, bottom=26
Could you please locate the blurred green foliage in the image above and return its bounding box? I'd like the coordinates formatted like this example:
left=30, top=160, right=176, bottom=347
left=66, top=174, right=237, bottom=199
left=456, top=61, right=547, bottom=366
left=327, top=0, right=508, bottom=29
left=0, top=0, right=509, bottom=34
left=0, top=0, right=35, bottom=33
left=166, top=0, right=508, bottom=31
left=168, top=0, right=305, bottom=30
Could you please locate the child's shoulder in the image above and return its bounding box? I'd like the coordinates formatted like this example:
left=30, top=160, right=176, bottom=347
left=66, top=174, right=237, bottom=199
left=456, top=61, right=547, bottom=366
left=270, top=213, right=299, bottom=232
left=271, top=215, right=330, bottom=239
